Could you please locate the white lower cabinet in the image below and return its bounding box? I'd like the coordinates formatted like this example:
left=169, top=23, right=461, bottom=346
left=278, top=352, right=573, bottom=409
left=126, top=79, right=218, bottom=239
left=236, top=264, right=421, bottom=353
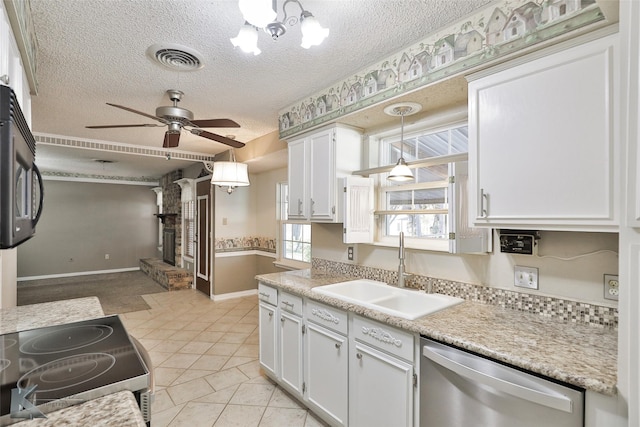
left=258, top=285, right=418, bottom=427
left=305, top=322, right=348, bottom=426
left=258, top=301, right=278, bottom=378
left=258, top=283, right=279, bottom=378
left=349, top=315, right=416, bottom=427
left=304, top=300, right=349, bottom=426
left=279, top=292, right=304, bottom=397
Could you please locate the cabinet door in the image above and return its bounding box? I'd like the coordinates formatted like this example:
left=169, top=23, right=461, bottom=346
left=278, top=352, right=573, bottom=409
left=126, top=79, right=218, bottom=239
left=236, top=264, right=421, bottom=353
left=349, top=341, right=413, bottom=427
left=279, top=311, right=304, bottom=396
left=258, top=302, right=278, bottom=378
left=309, top=129, right=336, bottom=221
left=288, top=138, right=309, bottom=220
left=468, top=34, right=618, bottom=231
left=305, top=323, right=348, bottom=427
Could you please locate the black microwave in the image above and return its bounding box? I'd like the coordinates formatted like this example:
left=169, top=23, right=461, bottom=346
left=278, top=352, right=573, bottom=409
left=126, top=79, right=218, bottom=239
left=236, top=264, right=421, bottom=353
left=0, top=85, right=43, bottom=249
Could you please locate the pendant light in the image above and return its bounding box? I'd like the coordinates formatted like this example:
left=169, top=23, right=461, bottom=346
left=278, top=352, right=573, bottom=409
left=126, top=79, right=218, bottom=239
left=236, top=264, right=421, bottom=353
left=205, top=149, right=250, bottom=194
left=384, top=102, right=422, bottom=182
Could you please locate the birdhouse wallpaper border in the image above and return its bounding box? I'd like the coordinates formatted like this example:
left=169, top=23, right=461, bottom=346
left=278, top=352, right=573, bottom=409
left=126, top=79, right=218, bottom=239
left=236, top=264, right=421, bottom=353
left=278, top=0, right=606, bottom=139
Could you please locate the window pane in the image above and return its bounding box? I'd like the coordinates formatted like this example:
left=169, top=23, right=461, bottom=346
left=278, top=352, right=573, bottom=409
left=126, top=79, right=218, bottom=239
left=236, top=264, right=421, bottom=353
left=385, top=213, right=448, bottom=239
left=450, top=126, right=468, bottom=153
left=415, top=164, right=448, bottom=183
left=417, top=130, right=450, bottom=158
left=414, top=188, right=447, bottom=207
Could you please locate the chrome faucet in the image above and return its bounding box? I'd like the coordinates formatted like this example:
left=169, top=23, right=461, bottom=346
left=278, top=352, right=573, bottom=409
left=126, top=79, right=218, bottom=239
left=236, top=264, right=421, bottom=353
left=397, top=232, right=411, bottom=288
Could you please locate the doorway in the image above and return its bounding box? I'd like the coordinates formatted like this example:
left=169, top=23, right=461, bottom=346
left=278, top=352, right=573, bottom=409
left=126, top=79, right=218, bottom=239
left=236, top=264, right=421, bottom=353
left=195, top=178, right=213, bottom=296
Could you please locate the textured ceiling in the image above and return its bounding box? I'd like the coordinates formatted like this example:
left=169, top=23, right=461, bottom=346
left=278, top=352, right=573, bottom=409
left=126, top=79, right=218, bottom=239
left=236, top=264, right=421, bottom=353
left=29, top=0, right=492, bottom=178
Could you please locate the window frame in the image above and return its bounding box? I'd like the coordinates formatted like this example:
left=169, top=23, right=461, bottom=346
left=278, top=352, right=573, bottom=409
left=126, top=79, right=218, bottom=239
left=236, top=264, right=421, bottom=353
left=371, top=116, right=469, bottom=252
left=276, top=182, right=311, bottom=269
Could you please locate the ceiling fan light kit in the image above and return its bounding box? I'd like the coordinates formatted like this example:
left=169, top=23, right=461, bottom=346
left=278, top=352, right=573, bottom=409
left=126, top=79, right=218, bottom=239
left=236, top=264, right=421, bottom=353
left=231, top=0, right=328, bottom=54
left=86, top=89, right=244, bottom=149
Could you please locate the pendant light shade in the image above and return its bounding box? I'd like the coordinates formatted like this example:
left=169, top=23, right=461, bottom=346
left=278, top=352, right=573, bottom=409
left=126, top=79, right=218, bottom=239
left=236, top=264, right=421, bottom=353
left=384, top=102, right=422, bottom=182
left=212, top=161, right=250, bottom=187
left=388, top=159, right=414, bottom=182
left=207, top=149, right=250, bottom=194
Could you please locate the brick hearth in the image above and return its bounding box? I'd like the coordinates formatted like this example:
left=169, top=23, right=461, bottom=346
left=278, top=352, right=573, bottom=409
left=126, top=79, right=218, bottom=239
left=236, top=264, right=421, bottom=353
left=139, top=258, right=192, bottom=291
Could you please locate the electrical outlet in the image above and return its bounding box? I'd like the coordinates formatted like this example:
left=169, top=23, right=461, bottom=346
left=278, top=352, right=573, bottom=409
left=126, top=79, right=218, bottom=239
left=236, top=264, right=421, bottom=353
left=105, top=254, right=110, bottom=260
left=604, top=274, right=619, bottom=301
left=514, top=266, right=539, bottom=290
left=347, top=246, right=355, bottom=261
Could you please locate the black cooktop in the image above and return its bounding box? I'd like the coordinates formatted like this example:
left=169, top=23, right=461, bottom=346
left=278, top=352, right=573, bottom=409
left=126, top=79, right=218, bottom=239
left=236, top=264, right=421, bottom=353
left=0, top=315, right=149, bottom=424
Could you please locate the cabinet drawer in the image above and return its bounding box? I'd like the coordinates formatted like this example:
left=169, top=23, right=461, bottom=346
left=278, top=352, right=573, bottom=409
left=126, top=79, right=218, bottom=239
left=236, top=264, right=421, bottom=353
left=305, top=300, right=348, bottom=335
left=279, top=291, right=303, bottom=316
left=258, top=283, right=278, bottom=305
left=351, top=315, right=414, bottom=362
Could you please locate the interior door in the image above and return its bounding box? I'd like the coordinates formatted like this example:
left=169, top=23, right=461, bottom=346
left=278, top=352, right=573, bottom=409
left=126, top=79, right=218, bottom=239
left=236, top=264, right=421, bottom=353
left=196, top=179, right=213, bottom=296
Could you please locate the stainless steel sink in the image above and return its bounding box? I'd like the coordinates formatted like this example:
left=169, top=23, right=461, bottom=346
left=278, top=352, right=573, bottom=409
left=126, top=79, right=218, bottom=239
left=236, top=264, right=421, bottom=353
left=311, top=279, right=463, bottom=320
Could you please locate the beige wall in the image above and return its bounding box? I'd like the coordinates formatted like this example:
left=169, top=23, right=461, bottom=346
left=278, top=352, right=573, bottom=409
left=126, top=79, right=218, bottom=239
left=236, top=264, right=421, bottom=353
left=312, top=223, right=619, bottom=306
left=215, top=253, right=286, bottom=295
left=17, top=180, right=158, bottom=278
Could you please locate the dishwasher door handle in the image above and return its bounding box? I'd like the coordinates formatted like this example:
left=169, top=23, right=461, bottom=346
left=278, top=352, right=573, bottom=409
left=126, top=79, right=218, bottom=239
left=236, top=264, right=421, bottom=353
left=422, top=344, right=573, bottom=413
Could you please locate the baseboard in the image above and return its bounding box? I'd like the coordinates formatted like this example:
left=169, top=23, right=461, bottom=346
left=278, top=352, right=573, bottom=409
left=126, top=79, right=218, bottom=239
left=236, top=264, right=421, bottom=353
left=17, top=267, right=141, bottom=282
left=210, top=289, right=258, bottom=301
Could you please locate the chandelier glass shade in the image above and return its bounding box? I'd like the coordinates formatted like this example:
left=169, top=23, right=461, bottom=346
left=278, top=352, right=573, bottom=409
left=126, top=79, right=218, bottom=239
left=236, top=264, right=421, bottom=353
left=231, top=0, right=329, bottom=54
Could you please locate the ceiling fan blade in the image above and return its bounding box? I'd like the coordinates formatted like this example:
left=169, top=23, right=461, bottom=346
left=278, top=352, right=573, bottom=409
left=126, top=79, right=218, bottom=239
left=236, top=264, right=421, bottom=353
left=106, top=103, right=167, bottom=123
left=163, top=132, right=180, bottom=148
left=86, top=124, right=161, bottom=129
left=189, top=118, right=240, bottom=128
left=191, top=129, right=245, bottom=148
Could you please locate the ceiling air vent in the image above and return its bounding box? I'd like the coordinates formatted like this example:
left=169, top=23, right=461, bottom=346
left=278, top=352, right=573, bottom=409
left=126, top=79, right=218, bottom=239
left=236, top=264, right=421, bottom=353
left=146, top=43, right=204, bottom=72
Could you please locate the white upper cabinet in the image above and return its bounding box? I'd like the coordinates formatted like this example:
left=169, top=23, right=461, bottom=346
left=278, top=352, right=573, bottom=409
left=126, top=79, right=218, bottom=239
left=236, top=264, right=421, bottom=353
left=287, top=125, right=362, bottom=222
left=467, top=31, right=619, bottom=232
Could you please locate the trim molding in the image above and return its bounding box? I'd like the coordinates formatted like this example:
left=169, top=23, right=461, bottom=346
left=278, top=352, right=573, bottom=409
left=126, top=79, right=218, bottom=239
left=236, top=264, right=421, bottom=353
left=211, top=289, right=258, bottom=301
left=17, top=267, right=140, bottom=282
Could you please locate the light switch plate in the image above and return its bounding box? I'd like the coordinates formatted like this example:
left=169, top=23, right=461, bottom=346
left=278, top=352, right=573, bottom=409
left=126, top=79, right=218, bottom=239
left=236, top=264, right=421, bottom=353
left=514, top=266, right=539, bottom=290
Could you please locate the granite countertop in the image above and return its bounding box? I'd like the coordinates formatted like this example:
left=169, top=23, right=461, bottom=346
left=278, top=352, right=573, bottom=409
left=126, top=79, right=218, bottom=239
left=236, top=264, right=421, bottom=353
left=0, top=297, right=105, bottom=334
left=1, top=298, right=147, bottom=426
left=10, top=390, right=146, bottom=427
left=256, top=269, right=618, bottom=396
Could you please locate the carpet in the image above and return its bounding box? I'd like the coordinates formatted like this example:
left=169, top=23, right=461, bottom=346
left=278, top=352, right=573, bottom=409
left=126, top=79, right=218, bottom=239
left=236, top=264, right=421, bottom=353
left=17, top=270, right=168, bottom=315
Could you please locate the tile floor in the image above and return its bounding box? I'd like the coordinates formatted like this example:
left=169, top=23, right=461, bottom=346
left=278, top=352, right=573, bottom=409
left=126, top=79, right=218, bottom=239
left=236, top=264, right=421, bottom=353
left=121, top=289, right=328, bottom=427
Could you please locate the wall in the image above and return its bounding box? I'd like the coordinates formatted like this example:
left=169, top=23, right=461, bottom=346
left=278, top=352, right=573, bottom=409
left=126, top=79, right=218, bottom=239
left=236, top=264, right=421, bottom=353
left=213, top=167, right=288, bottom=296
left=312, top=223, right=619, bottom=306
left=17, top=180, right=158, bottom=278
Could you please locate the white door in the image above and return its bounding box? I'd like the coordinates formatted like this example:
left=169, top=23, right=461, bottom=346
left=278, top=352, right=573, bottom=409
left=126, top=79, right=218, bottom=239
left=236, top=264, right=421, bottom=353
left=258, top=302, right=278, bottom=378
left=305, top=322, right=348, bottom=427
left=309, top=129, right=336, bottom=221
left=279, top=311, right=304, bottom=396
left=468, top=34, right=618, bottom=231
left=349, top=341, right=413, bottom=427
left=287, top=138, right=308, bottom=220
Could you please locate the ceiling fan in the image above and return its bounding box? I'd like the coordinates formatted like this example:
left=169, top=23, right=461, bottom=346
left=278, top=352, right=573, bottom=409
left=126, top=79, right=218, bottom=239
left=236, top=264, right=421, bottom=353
left=86, top=89, right=245, bottom=149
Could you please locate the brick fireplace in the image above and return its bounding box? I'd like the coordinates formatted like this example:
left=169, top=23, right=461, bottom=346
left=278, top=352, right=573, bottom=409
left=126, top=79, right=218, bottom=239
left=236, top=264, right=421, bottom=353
left=160, top=170, right=183, bottom=266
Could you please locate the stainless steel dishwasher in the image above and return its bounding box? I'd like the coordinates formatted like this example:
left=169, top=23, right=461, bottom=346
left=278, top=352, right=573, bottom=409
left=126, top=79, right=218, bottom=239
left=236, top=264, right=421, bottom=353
left=420, top=338, right=584, bottom=427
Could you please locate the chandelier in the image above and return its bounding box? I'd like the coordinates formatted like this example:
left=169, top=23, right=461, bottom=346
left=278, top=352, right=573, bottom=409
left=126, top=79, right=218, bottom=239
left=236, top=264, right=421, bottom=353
left=231, top=0, right=329, bottom=55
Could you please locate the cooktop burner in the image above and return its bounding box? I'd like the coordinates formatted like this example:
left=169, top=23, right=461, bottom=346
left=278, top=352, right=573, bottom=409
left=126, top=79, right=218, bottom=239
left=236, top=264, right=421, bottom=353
left=19, top=325, right=113, bottom=355
left=17, top=353, right=116, bottom=393
left=0, top=316, right=149, bottom=425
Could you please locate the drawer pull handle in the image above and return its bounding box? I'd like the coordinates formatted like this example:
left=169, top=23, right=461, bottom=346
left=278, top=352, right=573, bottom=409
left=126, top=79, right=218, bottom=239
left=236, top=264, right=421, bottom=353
left=281, top=301, right=294, bottom=308
left=259, top=292, right=270, bottom=298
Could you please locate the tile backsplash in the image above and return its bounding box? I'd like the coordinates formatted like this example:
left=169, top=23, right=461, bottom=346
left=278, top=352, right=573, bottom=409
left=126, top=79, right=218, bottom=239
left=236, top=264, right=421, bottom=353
left=312, top=258, right=618, bottom=329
